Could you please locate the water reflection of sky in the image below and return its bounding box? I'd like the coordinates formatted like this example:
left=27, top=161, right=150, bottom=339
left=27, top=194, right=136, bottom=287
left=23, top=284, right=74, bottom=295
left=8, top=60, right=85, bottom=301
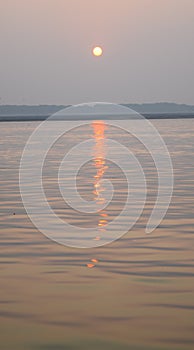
left=0, top=120, right=194, bottom=349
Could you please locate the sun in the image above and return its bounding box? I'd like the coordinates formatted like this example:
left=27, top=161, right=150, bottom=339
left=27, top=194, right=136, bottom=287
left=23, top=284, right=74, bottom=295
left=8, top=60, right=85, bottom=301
left=92, top=46, right=103, bottom=57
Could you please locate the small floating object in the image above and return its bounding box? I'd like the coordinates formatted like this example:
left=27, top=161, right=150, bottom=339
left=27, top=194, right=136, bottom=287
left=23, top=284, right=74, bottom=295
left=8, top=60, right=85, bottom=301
left=91, top=259, right=98, bottom=263
left=13, top=212, right=16, bottom=215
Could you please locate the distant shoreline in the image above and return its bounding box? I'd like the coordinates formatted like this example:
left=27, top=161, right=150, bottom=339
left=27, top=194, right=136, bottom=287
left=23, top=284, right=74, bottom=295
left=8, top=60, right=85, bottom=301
left=0, top=113, right=194, bottom=122
left=1, top=102, right=194, bottom=118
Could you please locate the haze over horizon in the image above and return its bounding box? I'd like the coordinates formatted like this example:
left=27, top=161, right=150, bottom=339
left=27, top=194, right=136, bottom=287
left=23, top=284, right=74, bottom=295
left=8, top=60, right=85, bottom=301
left=0, top=0, right=194, bottom=105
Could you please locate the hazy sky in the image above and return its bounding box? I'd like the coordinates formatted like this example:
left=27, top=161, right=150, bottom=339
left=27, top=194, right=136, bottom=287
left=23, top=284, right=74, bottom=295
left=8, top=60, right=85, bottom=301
left=0, top=0, right=194, bottom=105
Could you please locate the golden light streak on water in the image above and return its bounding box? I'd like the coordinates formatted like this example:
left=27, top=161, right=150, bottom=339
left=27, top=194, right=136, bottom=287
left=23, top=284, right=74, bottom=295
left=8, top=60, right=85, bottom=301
left=92, top=121, right=109, bottom=235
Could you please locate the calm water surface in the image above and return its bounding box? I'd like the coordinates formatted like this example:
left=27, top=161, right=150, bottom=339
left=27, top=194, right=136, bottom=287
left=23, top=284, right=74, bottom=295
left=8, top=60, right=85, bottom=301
left=0, top=119, right=194, bottom=350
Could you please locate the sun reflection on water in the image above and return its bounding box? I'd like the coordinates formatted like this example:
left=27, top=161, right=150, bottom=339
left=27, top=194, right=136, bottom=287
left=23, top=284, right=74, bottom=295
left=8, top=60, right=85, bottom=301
left=91, top=121, right=109, bottom=240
